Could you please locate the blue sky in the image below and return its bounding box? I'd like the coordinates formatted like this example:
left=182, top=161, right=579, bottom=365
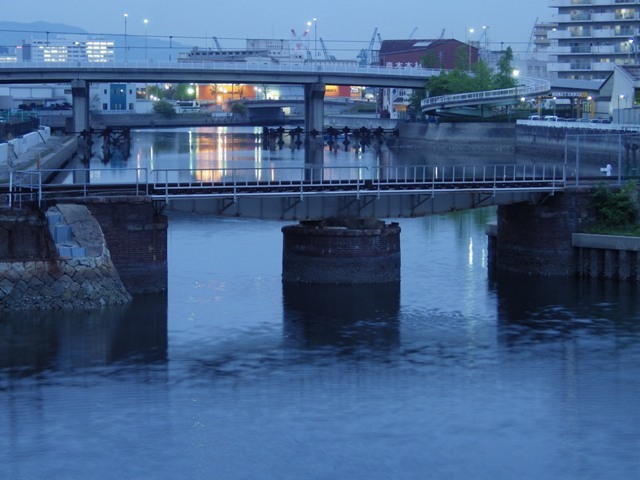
left=4, top=0, right=551, bottom=58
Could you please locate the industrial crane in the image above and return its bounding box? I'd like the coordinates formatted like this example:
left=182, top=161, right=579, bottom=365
left=319, top=37, right=336, bottom=61
left=212, top=36, right=222, bottom=52
left=358, top=27, right=378, bottom=65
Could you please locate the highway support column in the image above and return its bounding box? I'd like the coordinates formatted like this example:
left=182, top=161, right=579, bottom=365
left=70, top=79, right=90, bottom=135
left=304, top=83, right=325, bottom=141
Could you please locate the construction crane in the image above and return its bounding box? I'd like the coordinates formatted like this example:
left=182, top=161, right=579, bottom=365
left=525, top=17, right=539, bottom=58
left=438, top=28, right=445, bottom=40
left=212, top=36, right=222, bottom=52
left=357, top=27, right=378, bottom=65
left=319, top=37, right=336, bottom=61
left=408, top=27, right=418, bottom=39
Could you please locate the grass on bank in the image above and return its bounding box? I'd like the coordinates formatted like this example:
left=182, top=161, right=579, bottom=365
left=584, top=181, right=640, bottom=237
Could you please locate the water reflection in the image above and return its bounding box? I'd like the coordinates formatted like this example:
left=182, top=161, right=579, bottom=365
left=76, top=125, right=600, bottom=190
left=490, top=270, right=640, bottom=346
left=0, top=293, right=168, bottom=385
left=282, top=282, right=401, bottom=351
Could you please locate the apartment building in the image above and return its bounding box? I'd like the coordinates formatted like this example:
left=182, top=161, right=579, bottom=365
left=548, top=0, right=640, bottom=80
left=27, top=36, right=114, bottom=63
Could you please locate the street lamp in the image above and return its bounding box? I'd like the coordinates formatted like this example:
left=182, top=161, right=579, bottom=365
left=618, top=94, right=626, bottom=123
left=124, top=13, right=128, bottom=62
left=313, top=17, right=318, bottom=62
left=587, top=95, right=593, bottom=119
left=144, top=18, right=149, bottom=61
left=306, top=21, right=312, bottom=62
left=553, top=96, right=557, bottom=116
left=467, top=27, right=474, bottom=70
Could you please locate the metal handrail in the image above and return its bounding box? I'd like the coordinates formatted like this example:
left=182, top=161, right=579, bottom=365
left=8, top=168, right=148, bottom=207
left=4, top=164, right=567, bottom=208
left=421, top=77, right=552, bottom=109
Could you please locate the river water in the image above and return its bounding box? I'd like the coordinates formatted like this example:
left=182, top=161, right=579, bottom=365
left=1, top=127, right=640, bottom=479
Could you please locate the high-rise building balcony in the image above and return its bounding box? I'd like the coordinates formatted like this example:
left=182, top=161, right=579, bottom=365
left=551, top=0, right=640, bottom=7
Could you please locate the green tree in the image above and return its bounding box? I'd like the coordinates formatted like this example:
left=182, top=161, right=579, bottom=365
left=408, top=88, right=426, bottom=114
left=472, top=60, right=494, bottom=91
left=153, top=100, right=176, bottom=117
left=591, top=181, right=639, bottom=228
left=146, top=85, right=165, bottom=100
left=174, top=84, right=196, bottom=101
left=230, top=101, right=247, bottom=115
left=420, top=51, right=439, bottom=69
left=493, top=46, right=517, bottom=89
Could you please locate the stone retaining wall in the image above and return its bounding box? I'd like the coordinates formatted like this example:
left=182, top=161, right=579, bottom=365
left=573, top=233, right=640, bottom=280
left=0, top=204, right=132, bottom=310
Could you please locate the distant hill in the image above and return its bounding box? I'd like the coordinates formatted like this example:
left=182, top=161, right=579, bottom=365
left=0, top=21, right=191, bottom=62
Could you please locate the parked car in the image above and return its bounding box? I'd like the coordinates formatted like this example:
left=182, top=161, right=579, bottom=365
left=544, top=115, right=560, bottom=121
left=528, top=114, right=542, bottom=120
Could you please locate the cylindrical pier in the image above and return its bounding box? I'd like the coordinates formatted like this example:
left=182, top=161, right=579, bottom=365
left=282, top=218, right=401, bottom=284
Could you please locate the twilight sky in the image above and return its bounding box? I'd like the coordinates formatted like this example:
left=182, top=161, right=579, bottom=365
left=3, top=0, right=553, bottom=59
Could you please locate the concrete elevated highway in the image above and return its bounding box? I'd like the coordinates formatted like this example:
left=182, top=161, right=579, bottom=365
left=0, top=61, right=438, bottom=136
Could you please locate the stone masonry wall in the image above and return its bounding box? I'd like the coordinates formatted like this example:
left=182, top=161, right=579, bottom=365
left=0, top=204, right=132, bottom=310
left=79, top=197, right=168, bottom=294
left=494, top=189, right=595, bottom=276
left=282, top=221, right=401, bottom=284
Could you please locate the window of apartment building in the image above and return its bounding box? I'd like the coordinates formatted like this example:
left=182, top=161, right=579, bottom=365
left=615, top=8, right=635, bottom=20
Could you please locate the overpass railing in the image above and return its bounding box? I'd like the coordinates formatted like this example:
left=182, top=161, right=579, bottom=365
left=421, top=77, right=552, bottom=111
left=4, top=163, right=566, bottom=208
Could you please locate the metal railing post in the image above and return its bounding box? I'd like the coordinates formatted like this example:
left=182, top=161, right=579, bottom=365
left=575, top=135, right=581, bottom=187
left=618, top=133, right=623, bottom=185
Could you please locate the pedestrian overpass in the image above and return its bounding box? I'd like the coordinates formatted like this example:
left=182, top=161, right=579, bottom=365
left=420, top=77, right=551, bottom=118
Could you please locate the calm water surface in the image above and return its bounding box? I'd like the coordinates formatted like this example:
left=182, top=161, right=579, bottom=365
left=1, top=128, right=639, bottom=479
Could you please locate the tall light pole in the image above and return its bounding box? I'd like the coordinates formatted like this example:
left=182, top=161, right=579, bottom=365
left=313, top=17, right=317, bottom=62
left=618, top=94, right=626, bottom=123
left=123, top=13, right=128, bottom=62
left=467, top=27, right=474, bottom=71
left=306, top=21, right=312, bottom=62
left=144, top=18, right=149, bottom=61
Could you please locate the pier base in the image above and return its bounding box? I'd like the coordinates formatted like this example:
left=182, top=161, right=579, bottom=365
left=282, top=218, right=401, bottom=284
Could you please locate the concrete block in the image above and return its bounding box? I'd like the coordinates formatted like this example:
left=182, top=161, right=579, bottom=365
left=71, top=246, right=87, bottom=257
left=57, top=246, right=72, bottom=257
left=53, top=224, right=71, bottom=243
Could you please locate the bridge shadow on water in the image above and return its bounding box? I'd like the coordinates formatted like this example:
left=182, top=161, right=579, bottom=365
left=489, top=269, right=640, bottom=347
left=0, top=293, right=168, bottom=385
left=281, top=282, right=401, bottom=352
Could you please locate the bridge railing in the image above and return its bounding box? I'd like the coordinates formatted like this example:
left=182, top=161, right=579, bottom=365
left=150, top=163, right=565, bottom=201
left=4, top=163, right=566, bottom=208
left=7, top=168, right=148, bottom=208
left=371, top=163, right=565, bottom=192
left=151, top=166, right=371, bottom=202
left=0, top=60, right=440, bottom=79
left=421, top=77, right=552, bottom=111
